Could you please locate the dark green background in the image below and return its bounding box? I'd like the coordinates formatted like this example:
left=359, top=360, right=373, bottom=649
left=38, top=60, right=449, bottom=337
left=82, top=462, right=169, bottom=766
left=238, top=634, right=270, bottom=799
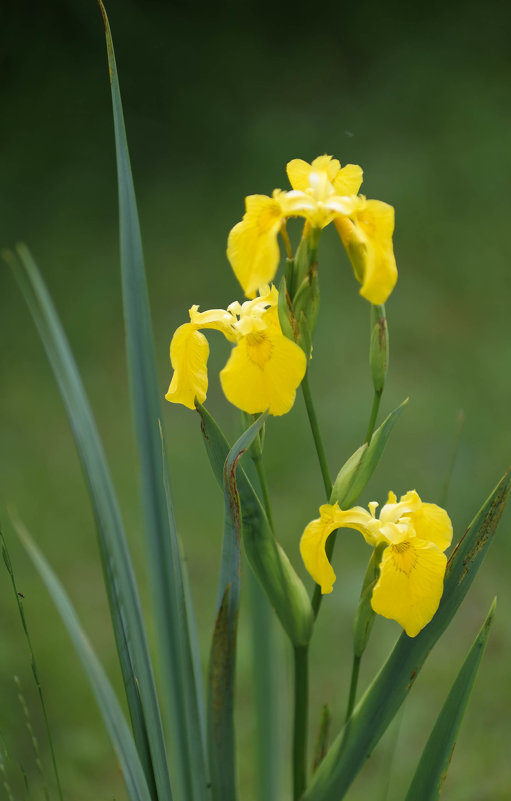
left=1, top=1, right=510, bottom=798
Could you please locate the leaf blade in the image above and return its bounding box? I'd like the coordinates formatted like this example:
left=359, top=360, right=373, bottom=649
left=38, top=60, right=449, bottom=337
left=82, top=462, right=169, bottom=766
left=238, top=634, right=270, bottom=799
left=404, top=598, right=496, bottom=801
left=98, top=4, right=208, bottom=798
left=7, top=244, right=170, bottom=801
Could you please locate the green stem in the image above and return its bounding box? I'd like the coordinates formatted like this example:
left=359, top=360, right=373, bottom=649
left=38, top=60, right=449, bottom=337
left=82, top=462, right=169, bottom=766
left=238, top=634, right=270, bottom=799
left=253, top=455, right=275, bottom=534
left=293, top=645, right=309, bottom=800
left=365, top=389, right=382, bottom=444
left=301, top=371, right=332, bottom=499
left=345, top=654, right=361, bottom=722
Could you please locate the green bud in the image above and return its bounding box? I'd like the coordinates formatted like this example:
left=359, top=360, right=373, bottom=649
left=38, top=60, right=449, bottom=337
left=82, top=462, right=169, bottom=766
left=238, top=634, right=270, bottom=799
left=353, top=543, right=386, bottom=658
left=330, top=399, right=408, bottom=508
left=369, top=304, right=389, bottom=394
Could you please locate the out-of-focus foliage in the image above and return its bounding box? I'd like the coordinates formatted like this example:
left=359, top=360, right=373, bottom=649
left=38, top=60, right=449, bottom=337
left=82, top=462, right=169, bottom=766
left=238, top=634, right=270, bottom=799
left=1, top=1, right=510, bottom=799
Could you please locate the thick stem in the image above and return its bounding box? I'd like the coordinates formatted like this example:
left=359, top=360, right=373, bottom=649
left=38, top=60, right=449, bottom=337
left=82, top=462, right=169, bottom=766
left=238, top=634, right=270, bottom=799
left=345, top=654, right=361, bottom=722
left=293, top=645, right=309, bottom=800
left=365, top=389, right=382, bottom=444
left=301, top=371, right=332, bottom=500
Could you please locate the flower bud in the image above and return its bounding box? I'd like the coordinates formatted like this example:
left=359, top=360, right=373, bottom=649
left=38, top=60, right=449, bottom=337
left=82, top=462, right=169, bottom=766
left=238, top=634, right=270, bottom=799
left=369, top=303, right=388, bottom=394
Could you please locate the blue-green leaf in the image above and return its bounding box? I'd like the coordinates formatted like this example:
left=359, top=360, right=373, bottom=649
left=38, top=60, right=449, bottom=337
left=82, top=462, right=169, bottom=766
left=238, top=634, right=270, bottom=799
left=7, top=244, right=167, bottom=801
left=197, top=403, right=313, bottom=646
left=404, top=598, right=496, bottom=801
left=207, top=413, right=267, bottom=801
left=98, top=4, right=208, bottom=799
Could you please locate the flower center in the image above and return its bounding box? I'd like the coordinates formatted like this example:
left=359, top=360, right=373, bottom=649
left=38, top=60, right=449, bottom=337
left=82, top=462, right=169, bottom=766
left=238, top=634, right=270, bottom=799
left=246, top=332, right=273, bottom=367
left=390, top=541, right=417, bottom=574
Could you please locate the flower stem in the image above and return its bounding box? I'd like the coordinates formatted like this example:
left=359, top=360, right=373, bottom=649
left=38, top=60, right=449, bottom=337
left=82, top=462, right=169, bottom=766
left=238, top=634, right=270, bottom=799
left=365, top=388, right=382, bottom=443
left=301, top=371, right=332, bottom=499
left=345, top=654, right=361, bottom=722
left=293, top=645, right=309, bottom=800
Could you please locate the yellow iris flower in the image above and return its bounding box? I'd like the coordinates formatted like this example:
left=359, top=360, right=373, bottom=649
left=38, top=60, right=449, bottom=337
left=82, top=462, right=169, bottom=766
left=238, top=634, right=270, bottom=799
left=227, top=154, right=397, bottom=305
left=300, top=491, right=453, bottom=637
left=165, top=285, right=307, bottom=416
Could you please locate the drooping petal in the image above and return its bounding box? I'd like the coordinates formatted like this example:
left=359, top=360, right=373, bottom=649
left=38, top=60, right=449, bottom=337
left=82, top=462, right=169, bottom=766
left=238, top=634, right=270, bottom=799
left=335, top=199, right=397, bottom=305
left=227, top=194, right=284, bottom=298
left=300, top=503, right=377, bottom=593
left=219, top=327, right=306, bottom=415
left=300, top=505, right=340, bottom=594
left=165, top=323, right=209, bottom=409
left=371, top=539, right=447, bottom=637
left=408, top=502, right=453, bottom=551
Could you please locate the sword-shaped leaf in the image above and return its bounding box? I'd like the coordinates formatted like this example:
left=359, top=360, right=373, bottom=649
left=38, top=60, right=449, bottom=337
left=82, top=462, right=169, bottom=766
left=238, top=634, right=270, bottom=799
left=6, top=245, right=168, bottom=801
left=404, top=598, right=496, bottom=801
left=207, top=413, right=267, bottom=801
left=197, top=403, right=313, bottom=646
left=98, top=4, right=208, bottom=798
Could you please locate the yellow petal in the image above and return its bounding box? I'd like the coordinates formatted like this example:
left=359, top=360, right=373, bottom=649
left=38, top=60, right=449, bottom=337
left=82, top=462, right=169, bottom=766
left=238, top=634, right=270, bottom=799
left=219, top=328, right=306, bottom=415
left=286, top=158, right=313, bottom=191
left=335, top=199, right=397, bottom=305
left=300, top=506, right=340, bottom=594
left=165, top=323, right=209, bottom=409
left=300, top=503, right=377, bottom=593
left=332, top=163, right=363, bottom=195
left=408, top=502, right=453, bottom=552
left=227, top=195, right=283, bottom=298
left=188, top=305, right=237, bottom=341
left=371, top=540, right=447, bottom=637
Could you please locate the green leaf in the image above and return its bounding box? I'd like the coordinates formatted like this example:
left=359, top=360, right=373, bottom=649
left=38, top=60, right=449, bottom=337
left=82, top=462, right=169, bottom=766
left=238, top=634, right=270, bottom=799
left=13, top=518, right=152, bottom=801
left=404, top=598, right=496, bottom=801
left=6, top=245, right=168, bottom=801
left=302, top=469, right=510, bottom=801
left=207, top=413, right=267, bottom=801
left=197, top=403, right=313, bottom=646
left=247, top=567, right=280, bottom=801
left=331, top=398, right=408, bottom=508
left=98, top=4, right=208, bottom=799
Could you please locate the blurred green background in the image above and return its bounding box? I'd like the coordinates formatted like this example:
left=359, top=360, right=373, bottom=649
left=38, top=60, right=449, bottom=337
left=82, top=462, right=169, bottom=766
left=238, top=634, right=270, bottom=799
left=1, top=0, right=510, bottom=798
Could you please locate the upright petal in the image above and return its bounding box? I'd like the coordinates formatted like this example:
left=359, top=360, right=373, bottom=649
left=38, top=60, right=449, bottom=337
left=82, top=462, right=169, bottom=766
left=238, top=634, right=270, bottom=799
left=335, top=199, right=397, bottom=305
left=371, top=539, right=447, bottom=637
left=165, top=323, right=209, bottom=409
left=408, top=502, right=453, bottom=551
left=332, top=163, right=363, bottom=195
left=227, top=194, right=284, bottom=298
left=219, top=327, right=306, bottom=415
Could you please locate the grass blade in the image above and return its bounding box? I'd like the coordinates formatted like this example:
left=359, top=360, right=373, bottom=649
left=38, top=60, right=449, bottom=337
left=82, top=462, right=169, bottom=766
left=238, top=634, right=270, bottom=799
left=207, top=413, right=267, bottom=801
left=6, top=245, right=170, bottom=801
left=404, top=598, right=496, bottom=801
left=302, top=468, right=510, bottom=801
left=13, top=518, right=152, bottom=801
left=1, top=530, right=64, bottom=801
left=98, top=4, right=208, bottom=798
